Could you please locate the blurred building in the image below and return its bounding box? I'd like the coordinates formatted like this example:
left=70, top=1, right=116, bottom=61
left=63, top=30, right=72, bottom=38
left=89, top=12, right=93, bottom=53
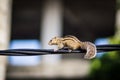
left=0, top=0, right=116, bottom=80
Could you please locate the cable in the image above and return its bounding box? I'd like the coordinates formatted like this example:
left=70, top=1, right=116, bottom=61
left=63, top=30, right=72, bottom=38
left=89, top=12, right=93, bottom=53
left=97, top=44, right=120, bottom=52
left=0, top=44, right=120, bottom=56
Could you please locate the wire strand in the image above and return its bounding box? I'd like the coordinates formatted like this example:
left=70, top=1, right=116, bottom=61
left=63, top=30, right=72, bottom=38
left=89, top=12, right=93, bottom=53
left=0, top=44, right=120, bottom=56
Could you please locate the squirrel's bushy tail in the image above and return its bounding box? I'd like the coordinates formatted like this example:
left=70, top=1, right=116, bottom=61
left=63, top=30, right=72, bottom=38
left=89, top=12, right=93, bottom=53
left=81, top=42, right=97, bottom=59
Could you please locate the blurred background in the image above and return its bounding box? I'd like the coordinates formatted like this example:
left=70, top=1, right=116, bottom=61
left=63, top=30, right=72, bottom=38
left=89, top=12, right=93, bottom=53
left=0, top=0, right=120, bottom=80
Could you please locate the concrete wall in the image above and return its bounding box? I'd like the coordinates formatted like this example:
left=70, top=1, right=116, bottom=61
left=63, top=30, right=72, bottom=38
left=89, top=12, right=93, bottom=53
left=0, top=0, right=12, bottom=80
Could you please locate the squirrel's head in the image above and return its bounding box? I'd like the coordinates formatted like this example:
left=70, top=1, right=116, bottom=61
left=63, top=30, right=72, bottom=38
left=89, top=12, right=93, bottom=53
left=48, top=36, right=59, bottom=45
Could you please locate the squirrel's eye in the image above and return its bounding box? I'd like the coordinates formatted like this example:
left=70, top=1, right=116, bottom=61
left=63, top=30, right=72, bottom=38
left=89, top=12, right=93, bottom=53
left=50, top=40, right=52, bottom=42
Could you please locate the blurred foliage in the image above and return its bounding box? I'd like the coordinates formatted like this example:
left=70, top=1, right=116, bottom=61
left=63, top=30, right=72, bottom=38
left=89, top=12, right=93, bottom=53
left=89, top=35, right=120, bottom=80
left=117, top=0, right=120, bottom=9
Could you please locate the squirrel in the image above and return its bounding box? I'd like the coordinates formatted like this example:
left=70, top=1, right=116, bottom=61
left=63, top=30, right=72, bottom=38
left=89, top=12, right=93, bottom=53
left=48, top=35, right=97, bottom=59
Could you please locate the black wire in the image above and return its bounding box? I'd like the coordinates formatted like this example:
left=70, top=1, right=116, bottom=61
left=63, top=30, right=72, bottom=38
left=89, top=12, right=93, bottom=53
left=97, top=44, right=120, bottom=52
left=0, top=49, right=84, bottom=56
left=0, top=44, right=120, bottom=56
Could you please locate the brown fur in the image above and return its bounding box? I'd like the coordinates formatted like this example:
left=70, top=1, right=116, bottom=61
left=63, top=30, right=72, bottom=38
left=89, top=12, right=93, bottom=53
left=48, top=35, right=97, bottom=59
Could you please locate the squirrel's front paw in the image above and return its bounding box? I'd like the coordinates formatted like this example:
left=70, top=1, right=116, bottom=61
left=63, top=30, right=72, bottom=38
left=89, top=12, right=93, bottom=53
left=68, top=49, right=72, bottom=52
left=54, top=49, right=58, bottom=52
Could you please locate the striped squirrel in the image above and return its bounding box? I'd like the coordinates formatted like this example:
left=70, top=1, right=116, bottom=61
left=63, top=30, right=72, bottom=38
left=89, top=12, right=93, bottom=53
left=48, top=35, right=97, bottom=59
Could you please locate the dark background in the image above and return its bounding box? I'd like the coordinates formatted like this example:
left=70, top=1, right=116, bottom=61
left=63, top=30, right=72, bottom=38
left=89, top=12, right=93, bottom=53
left=11, top=0, right=116, bottom=42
